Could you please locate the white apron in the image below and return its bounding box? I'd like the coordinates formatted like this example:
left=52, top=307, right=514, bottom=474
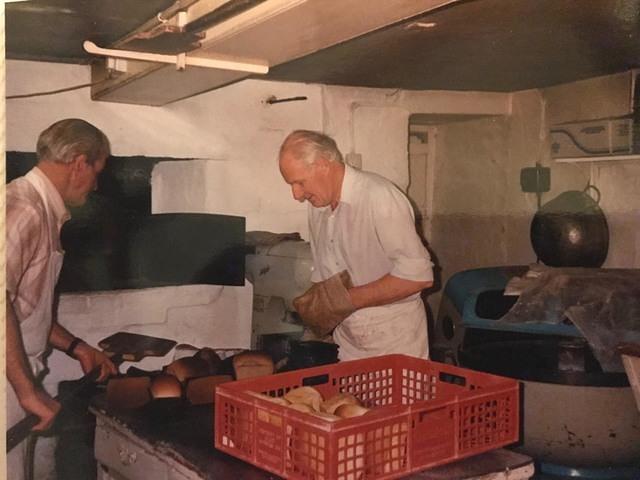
left=7, top=174, right=64, bottom=480
left=333, top=296, right=429, bottom=361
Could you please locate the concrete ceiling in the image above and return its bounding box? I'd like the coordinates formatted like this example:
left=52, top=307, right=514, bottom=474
left=6, top=0, right=640, bottom=99
left=268, top=0, right=640, bottom=92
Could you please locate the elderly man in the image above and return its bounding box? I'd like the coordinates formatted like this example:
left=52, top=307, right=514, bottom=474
left=7, top=119, right=118, bottom=477
left=279, top=130, right=434, bottom=361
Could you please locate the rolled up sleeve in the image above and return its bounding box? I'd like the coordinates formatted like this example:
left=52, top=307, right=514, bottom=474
left=6, top=199, right=42, bottom=305
left=374, top=186, right=433, bottom=283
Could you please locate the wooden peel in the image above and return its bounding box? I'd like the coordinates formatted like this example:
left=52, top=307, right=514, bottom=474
left=98, top=332, right=177, bottom=362
left=7, top=331, right=177, bottom=452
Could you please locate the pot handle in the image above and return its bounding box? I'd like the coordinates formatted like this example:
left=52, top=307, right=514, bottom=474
left=583, top=184, right=601, bottom=204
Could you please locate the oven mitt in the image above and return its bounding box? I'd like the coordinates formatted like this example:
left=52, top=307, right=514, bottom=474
left=293, top=270, right=355, bottom=337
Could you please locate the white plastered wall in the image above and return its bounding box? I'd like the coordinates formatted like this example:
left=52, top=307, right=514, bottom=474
left=426, top=72, right=640, bottom=316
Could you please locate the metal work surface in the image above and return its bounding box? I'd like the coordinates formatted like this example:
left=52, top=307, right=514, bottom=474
left=90, top=395, right=534, bottom=480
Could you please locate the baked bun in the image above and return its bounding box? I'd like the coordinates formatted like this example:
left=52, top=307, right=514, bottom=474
left=334, top=403, right=370, bottom=418
left=164, top=356, right=210, bottom=383
left=248, top=392, right=291, bottom=406
left=284, top=386, right=323, bottom=412
left=186, top=375, right=232, bottom=405
left=321, top=392, right=362, bottom=415
left=288, top=402, right=316, bottom=413
left=310, top=411, right=341, bottom=422
left=194, top=347, right=222, bottom=374
left=232, top=351, right=274, bottom=380
left=107, top=376, right=151, bottom=409
left=150, top=374, right=182, bottom=399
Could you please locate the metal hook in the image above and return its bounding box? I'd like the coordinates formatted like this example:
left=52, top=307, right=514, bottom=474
left=584, top=183, right=601, bottom=204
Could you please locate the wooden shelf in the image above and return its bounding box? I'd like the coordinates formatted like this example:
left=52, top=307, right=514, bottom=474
left=554, top=154, right=640, bottom=163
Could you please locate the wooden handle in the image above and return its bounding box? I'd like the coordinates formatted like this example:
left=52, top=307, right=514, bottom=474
left=6, top=414, right=39, bottom=452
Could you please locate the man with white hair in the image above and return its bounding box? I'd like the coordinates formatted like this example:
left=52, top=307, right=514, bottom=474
left=279, top=129, right=434, bottom=361
left=7, top=118, right=118, bottom=478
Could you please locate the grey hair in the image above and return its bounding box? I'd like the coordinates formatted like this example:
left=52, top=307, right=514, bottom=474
left=279, top=130, right=343, bottom=165
left=36, top=118, right=110, bottom=166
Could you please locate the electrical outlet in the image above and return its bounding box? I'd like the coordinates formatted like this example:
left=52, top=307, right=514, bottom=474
left=520, top=164, right=550, bottom=193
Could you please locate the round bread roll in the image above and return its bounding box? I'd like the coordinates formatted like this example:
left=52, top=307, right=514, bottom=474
left=321, top=392, right=362, bottom=415
left=283, top=386, right=323, bottom=412
left=194, top=347, right=222, bottom=375
left=164, top=356, right=211, bottom=383
left=232, top=351, right=274, bottom=380
left=287, top=402, right=315, bottom=413
left=334, top=403, right=370, bottom=419
left=150, top=374, right=182, bottom=399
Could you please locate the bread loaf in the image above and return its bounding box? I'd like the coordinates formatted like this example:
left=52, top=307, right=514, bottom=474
left=150, top=374, right=182, bottom=399
left=194, top=347, right=222, bottom=374
left=284, top=386, right=323, bottom=412
left=232, top=351, right=274, bottom=380
left=164, top=356, right=211, bottom=383
left=186, top=375, right=232, bottom=405
left=321, top=392, right=362, bottom=415
left=106, top=376, right=151, bottom=409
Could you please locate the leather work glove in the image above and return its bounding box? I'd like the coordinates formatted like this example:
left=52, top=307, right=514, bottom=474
left=293, top=270, right=356, bottom=337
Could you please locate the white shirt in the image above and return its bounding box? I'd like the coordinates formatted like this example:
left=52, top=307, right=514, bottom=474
left=308, top=164, right=432, bottom=287
left=307, top=164, right=433, bottom=359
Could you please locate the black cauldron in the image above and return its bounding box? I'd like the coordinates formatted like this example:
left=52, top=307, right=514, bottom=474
left=530, top=186, right=609, bottom=267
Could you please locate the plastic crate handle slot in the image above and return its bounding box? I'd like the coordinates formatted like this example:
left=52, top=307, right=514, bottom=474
left=438, top=372, right=466, bottom=387
left=414, top=405, right=453, bottom=425
left=302, top=373, right=330, bottom=387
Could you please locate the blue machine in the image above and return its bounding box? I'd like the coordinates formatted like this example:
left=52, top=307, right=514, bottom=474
left=432, top=265, right=581, bottom=363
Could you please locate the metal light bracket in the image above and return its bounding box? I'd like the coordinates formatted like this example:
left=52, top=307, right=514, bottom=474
left=83, top=40, right=269, bottom=74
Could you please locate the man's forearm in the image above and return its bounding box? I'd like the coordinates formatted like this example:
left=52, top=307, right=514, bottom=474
left=48, top=321, right=77, bottom=352
left=348, top=274, right=432, bottom=310
left=7, top=293, right=61, bottom=430
left=6, top=296, right=38, bottom=399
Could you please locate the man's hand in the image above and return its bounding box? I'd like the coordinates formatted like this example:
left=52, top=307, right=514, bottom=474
left=74, top=342, right=118, bottom=382
left=293, top=270, right=356, bottom=337
left=6, top=298, right=61, bottom=431
left=19, top=388, right=61, bottom=431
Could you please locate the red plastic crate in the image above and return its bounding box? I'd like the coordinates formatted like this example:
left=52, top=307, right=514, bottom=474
left=215, top=354, right=519, bottom=480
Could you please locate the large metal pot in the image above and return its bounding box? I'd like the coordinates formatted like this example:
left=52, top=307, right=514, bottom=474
left=530, top=186, right=609, bottom=267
